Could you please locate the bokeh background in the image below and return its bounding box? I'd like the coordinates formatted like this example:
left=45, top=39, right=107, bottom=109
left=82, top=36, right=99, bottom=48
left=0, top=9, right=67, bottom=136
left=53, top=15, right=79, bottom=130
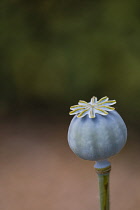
left=0, top=0, right=140, bottom=209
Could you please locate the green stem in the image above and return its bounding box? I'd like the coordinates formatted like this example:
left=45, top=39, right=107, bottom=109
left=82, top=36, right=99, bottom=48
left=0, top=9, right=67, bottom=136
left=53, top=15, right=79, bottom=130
left=98, top=173, right=110, bottom=210
left=94, top=160, right=111, bottom=210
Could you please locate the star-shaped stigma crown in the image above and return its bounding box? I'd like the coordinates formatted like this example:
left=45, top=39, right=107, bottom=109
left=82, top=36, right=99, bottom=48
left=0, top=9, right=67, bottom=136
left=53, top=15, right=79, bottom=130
left=69, top=96, right=116, bottom=118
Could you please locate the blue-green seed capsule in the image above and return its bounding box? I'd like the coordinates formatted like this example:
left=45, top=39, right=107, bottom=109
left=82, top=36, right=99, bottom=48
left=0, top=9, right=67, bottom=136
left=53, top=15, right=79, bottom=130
left=68, top=97, right=127, bottom=161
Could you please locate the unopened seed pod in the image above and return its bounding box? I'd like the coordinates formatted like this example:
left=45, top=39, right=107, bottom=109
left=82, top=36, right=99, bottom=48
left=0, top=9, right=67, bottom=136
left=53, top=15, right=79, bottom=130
left=68, top=96, right=127, bottom=161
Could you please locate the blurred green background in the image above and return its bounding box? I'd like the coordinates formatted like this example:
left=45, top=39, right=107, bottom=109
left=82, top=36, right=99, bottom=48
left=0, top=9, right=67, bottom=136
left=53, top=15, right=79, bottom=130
left=0, top=1, right=140, bottom=210
left=1, top=0, right=140, bottom=125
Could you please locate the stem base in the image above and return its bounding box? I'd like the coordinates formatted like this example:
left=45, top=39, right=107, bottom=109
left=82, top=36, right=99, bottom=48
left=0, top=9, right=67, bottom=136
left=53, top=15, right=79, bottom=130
left=94, top=160, right=111, bottom=210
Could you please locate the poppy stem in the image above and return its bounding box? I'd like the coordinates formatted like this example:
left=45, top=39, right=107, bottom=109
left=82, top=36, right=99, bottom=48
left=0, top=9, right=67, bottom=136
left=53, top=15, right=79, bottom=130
left=94, top=160, right=111, bottom=210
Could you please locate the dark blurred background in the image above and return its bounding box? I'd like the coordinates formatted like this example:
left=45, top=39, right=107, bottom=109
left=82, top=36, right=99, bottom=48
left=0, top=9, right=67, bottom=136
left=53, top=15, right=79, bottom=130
left=0, top=0, right=140, bottom=209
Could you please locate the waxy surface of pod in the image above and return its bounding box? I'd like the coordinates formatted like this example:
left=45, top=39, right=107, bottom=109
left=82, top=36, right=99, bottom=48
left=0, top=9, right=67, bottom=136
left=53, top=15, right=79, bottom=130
left=68, top=97, right=127, bottom=161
